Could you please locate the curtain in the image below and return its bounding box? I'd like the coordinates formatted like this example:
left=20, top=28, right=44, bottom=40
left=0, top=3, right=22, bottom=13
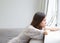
left=45, top=0, right=57, bottom=27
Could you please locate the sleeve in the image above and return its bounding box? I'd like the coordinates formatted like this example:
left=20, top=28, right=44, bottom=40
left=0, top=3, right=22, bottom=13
left=24, top=28, right=44, bottom=40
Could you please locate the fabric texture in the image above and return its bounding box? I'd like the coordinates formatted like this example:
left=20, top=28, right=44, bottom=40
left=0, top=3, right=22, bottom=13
left=8, top=25, right=44, bottom=43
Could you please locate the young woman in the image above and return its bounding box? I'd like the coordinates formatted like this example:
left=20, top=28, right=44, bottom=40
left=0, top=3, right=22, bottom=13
left=8, top=12, right=58, bottom=43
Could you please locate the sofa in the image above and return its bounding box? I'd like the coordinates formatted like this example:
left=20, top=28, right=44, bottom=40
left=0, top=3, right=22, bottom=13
left=0, top=28, right=60, bottom=43
left=0, top=28, right=24, bottom=43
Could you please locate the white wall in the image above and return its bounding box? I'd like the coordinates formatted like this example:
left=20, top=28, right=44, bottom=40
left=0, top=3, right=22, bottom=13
left=0, top=0, right=45, bottom=28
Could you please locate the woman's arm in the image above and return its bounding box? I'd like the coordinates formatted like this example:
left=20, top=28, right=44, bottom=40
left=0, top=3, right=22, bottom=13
left=24, top=28, right=48, bottom=40
left=44, top=26, right=60, bottom=31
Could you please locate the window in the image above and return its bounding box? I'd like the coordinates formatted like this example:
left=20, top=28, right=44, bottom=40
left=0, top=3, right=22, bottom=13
left=46, top=0, right=57, bottom=27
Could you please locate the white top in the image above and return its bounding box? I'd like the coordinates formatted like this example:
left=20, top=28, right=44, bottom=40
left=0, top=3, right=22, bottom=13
left=8, top=25, right=44, bottom=43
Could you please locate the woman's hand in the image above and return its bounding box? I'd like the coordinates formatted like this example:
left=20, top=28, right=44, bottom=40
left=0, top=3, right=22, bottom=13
left=50, top=28, right=59, bottom=31
left=43, top=30, right=48, bottom=35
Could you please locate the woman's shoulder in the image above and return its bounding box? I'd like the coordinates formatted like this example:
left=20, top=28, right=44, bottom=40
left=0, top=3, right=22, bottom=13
left=25, top=25, right=38, bottom=30
left=27, top=25, right=34, bottom=28
left=23, top=25, right=37, bottom=33
left=25, top=25, right=42, bottom=32
left=25, top=25, right=34, bottom=31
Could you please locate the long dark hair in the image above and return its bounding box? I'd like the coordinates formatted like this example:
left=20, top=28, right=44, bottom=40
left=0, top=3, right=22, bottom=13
left=31, top=12, right=46, bottom=29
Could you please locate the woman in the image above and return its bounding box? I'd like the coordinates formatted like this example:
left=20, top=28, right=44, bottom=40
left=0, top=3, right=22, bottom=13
left=8, top=12, right=58, bottom=43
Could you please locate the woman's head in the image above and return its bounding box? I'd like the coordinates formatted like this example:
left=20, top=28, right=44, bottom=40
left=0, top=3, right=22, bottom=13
left=31, top=12, right=46, bottom=29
